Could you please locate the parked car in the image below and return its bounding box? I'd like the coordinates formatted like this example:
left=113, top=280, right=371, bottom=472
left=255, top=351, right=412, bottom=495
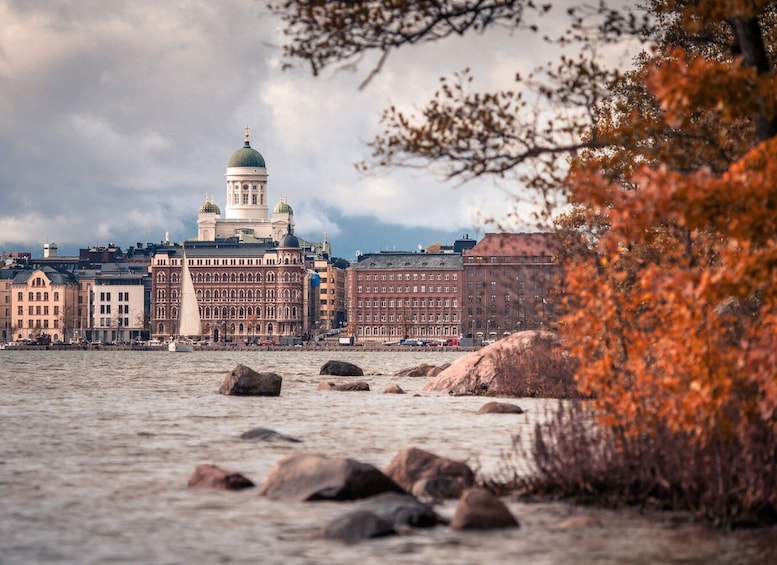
left=259, top=339, right=275, bottom=346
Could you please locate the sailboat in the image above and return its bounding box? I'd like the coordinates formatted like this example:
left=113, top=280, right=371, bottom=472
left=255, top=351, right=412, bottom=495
left=169, top=249, right=201, bottom=352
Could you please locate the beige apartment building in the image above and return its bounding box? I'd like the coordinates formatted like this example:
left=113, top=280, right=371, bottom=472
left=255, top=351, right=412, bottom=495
left=10, top=267, right=79, bottom=343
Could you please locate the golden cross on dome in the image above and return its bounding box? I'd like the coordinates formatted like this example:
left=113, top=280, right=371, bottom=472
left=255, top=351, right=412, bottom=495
left=244, top=125, right=251, bottom=142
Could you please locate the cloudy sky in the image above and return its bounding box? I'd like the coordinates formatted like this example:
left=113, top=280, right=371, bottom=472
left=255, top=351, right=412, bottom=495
left=0, top=1, right=638, bottom=260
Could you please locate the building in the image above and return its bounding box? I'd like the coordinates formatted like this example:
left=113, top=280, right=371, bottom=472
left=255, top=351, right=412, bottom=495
left=309, top=253, right=348, bottom=333
left=197, top=127, right=295, bottom=244
left=91, top=265, right=149, bottom=344
left=10, top=266, right=79, bottom=343
left=346, top=252, right=463, bottom=343
left=462, top=233, right=560, bottom=340
left=150, top=234, right=305, bottom=343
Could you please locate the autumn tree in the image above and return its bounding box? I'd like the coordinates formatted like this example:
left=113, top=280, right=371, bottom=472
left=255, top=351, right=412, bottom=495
left=268, top=0, right=777, bottom=523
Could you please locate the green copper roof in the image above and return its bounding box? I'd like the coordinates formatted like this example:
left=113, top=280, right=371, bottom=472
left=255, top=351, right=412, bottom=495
left=199, top=200, right=221, bottom=214
left=228, top=141, right=266, bottom=168
left=273, top=199, right=293, bottom=214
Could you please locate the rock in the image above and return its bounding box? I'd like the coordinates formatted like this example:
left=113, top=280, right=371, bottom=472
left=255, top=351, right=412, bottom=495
left=239, top=427, right=302, bottom=443
left=317, top=381, right=370, bottom=391
left=318, top=492, right=446, bottom=542
left=352, top=492, right=447, bottom=528
left=382, top=384, right=406, bottom=394
left=318, top=510, right=396, bottom=543
left=395, top=363, right=441, bottom=377
left=450, top=488, right=519, bottom=530
left=384, top=447, right=475, bottom=493
left=187, top=463, right=255, bottom=490
left=476, top=401, right=524, bottom=414
left=423, top=330, right=558, bottom=395
left=411, top=475, right=465, bottom=503
left=258, top=453, right=405, bottom=502
left=218, top=364, right=282, bottom=396
left=320, top=360, right=364, bottom=376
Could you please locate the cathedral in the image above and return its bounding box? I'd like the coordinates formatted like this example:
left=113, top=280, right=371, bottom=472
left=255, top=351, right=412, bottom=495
left=196, top=126, right=295, bottom=244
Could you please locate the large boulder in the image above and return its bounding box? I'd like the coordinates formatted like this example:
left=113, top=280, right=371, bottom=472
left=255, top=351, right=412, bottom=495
left=219, top=364, right=282, bottom=396
left=258, top=453, right=405, bottom=502
left=384, top=447, right=475, bottom=494
left=423, top=330, right=559, bottom=395
left=187, top=463, right=255, bottom=490
left=320, top=360, right=364, bottom=376
left=450, top=488, right=519, bottom=530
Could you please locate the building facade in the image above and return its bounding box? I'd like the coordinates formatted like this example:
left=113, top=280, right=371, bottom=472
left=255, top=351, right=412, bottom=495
left=462, top=233, right=560, bottom=340
left=346, top=252, right=463, bottom=343
left=10, top=267, right=79, bottom=343
left=197, top=127, right=295, bottom=244
left=150, top=235, right=305, bottom=343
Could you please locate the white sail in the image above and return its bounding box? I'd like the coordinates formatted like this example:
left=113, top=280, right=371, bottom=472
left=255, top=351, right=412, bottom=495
left=177, top=252, right=201, bottom=337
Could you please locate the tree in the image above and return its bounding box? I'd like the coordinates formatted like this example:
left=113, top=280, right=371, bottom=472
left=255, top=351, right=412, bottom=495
left=268, top=0, right=777, bottom=522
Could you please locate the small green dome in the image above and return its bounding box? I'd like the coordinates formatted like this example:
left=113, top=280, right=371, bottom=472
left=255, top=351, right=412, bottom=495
left=199, top=200, right=221, bottom=214
left=273, top=198, right=293, bottom=215
left=228, top=140, right=266, bottom=168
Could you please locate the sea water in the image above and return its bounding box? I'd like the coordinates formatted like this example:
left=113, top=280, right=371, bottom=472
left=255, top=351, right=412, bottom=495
left=1, top=350, right=775, bottom=564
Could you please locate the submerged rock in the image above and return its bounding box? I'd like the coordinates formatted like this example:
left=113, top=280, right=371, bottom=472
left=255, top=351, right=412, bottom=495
left=317, top=381, right=370, bottom=391
left=219, top=364, right=282, bottom=396
left=450, top=488, right=519, bottom=530
left=320, top=360, right=364, bottom=376
left=476, top=401, right=524, bottom=414
left=186, top=463, right=255, bottom=490
left=239, top=427, right=302, bottom=443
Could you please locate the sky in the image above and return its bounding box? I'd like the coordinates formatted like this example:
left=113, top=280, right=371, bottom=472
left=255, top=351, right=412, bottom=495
left=0, top=1, right=639, bottom=261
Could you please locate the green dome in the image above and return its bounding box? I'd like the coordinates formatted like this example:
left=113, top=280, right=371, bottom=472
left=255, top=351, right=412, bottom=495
left=273, top=199, right=293, bottom=215
left=228, top=141, right=266, bottom=168
left=199, top=200, right=221, bottom=214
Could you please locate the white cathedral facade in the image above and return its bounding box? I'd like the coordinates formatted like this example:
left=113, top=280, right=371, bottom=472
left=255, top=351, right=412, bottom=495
left=196, top=127, right=295, bottom=244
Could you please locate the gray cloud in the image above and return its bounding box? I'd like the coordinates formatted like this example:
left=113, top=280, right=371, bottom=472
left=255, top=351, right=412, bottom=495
left=0, top=0, right=636, bottom=257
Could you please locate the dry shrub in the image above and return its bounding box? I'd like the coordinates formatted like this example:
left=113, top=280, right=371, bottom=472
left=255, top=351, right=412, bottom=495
left=485, top=401, right=777, bottom=528
left=488, top=333, right=583, bottom=398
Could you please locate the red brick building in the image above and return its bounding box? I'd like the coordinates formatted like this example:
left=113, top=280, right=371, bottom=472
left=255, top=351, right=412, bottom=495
left=462, top=233, right=560, bottom=340
left=346, top=252, right=463, bottom=343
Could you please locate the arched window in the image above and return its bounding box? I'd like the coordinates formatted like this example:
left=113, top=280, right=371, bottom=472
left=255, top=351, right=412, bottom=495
left=205, top=273, right=212, bottom=283
left=231, top=273, right=236, bottom=282
left=284, top=306, right=290, bottom=318
left=239, top=273, right=245, bottom=283
left=239, top=289, right=245, bottom=299
left=292, top=306, right=297, bottom=318
left=247, top=273, right=254, bottom=283
left=213, top=273, right=220, bottom=283
left=157, top=272, right=166, bottom=283
left=239, top=307, right=245, bottom=318
left=214, top=290, right=220, bottom=299
left=230, top=290, right=236, bottom=299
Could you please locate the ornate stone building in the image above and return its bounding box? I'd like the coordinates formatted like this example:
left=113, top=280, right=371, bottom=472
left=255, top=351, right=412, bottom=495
left=150, top=234, right=304, bottom=343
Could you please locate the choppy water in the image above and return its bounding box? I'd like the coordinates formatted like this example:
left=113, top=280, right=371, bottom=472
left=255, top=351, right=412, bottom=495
left=1, top=350, right=775, bottom=564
